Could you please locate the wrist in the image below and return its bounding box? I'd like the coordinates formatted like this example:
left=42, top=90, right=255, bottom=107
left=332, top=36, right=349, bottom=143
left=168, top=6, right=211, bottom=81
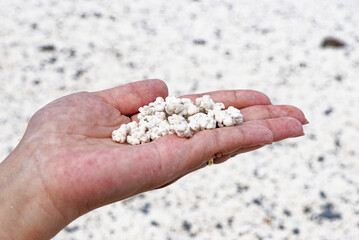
left=0, top=142, right=68, bottom=240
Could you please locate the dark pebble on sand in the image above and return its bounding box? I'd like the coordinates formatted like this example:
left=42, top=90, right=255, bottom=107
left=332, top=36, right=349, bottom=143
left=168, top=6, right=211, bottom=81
left=321, top=37, right=346, bottom=48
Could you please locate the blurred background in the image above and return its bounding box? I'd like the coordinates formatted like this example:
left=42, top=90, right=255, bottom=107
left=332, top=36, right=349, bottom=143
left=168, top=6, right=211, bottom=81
left=1, top=0, right=359, bottom=239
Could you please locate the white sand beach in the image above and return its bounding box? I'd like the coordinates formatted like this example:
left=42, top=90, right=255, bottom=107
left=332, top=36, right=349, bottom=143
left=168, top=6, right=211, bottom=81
left=1, top=0, right=359, bottom=239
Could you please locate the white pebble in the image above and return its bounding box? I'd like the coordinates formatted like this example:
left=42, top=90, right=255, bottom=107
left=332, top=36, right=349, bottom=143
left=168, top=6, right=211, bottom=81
left=112, top=95, right=243, bottom=145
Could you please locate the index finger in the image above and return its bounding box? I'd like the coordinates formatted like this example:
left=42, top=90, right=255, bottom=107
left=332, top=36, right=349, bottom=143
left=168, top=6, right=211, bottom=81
left=181, top=90, right=272, bottom=109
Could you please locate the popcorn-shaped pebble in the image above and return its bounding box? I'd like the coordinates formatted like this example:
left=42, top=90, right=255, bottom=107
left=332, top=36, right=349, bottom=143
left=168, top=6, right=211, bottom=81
left=186, top=103, right=200, bottom=116
left=168, top=114, right=187, bottom=125
left=195, top=95, right=216, bottom=112
left=128, top=125, right=148, bottom=143
left=148, top=97, right=166, bottom=112
left=127, top=121, right=138, bottom=130
left=171, top=123, right=193, bottom=137
left=165, top=96, right=185, bottom=115
left=213, top=110, right=228, bottom=127
left=140, top=112, right=166, bottom=128
left=214, top=102, right=225, bottom=111
left=138, top=106, right=155, bottom=117
left=188, top=113, right=216, bottom=131
left=214, top=106, right=244, bottom=127
left=226, top=106, right=243, bottom=125
left=112, top=95, right=243, bottom=145
left=112, top=124, right=129, bottom=143
left=170, top=99, right=200, bottom=117
left=127, top=135, right=141, bottom=145
left=157, top=121, right=172, bottom=137
left=148, top=127, right=165, bottom=140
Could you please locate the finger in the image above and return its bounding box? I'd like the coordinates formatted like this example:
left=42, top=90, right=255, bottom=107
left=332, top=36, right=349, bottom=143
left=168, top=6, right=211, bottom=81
left=169, top=117, right=303, bottom=172
left=151, top=124, right=275, bottom=176
left=213, top=145, right=264, bottom=164
left=93, top=79, right=168, bottom=115
left=212, top=117, right=305, bottom=164
left=181, top=90, right=272, bottom=109
left=241, top=105, right=308, bottom=125
left=244, top=117, right=304, bottom=142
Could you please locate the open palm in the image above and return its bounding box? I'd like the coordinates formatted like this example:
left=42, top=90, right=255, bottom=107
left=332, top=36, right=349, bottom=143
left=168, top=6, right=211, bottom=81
left=1, top=79, right=306, bottom=239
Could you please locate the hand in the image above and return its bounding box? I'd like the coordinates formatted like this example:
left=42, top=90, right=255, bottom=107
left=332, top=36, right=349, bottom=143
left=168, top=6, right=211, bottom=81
left=0, top=79, right=307, bottom=239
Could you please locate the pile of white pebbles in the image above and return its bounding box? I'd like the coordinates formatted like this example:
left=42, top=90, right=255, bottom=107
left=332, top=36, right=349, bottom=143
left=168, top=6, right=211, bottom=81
left=112, top=95, right=243, bottom=145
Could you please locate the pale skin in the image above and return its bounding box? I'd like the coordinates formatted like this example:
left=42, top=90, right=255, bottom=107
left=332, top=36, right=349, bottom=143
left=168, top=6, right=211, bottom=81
left=0, top=79, right=307, bottom=239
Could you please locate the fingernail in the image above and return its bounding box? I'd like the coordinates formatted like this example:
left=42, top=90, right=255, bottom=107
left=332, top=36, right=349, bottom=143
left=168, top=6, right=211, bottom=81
left=303, top=118, right=309, bottom=125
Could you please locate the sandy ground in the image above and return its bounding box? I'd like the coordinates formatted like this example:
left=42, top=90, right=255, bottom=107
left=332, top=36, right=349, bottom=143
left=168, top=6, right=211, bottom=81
left=1, top=0, right=359, bottom=239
